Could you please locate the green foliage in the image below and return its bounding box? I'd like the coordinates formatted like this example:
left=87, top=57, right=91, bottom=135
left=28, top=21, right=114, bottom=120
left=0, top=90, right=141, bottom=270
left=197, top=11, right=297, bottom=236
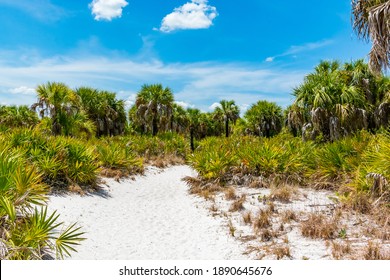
left=352, top=132, right=390, bottom=193
left=32, top=82, right=96, bottom=137
left=0, top=105, right=39, bottom=128
left=5, top=128, right=99, bottom=188
left=244, top=100, right=283, bottom=137
left=76, top=87, right=126, bottom=137
left=97, top=141, right=143, bottom=174
left=290, top=60, right=390, bottom=141
left=0, top=144, right=84, bottom=259
left=132, top=84, right=174, bottom=136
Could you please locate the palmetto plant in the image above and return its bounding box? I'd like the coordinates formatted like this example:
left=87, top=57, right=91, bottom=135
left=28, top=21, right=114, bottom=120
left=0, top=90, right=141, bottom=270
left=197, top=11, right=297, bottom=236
left=352, top=0, right=390, bottom=73
left=97, top=142, right=143, bottom=175
left=0, top=144, right=84, bottom=259
left=6, top=129, right=100, bottom=189
left=135, top=84, right=174, bottom=136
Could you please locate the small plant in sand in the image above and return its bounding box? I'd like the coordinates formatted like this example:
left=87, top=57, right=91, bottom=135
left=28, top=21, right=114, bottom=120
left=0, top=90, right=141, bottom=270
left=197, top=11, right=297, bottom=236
left=225, top=187, right=237, bottom=200
left=259, top=229, right=277, bottom=242
left=331, top=241, right=351, bottom=259
left=363, top=241, right=390, bottom=260
left=229, top=195, right=246, bottom=212
left=269, top=184, right=297, bottom=203
left=242, top=211, right=252, bottom=224
left=300, top=212, right=339, bottom=239
left=253, top=209, right=272, bottom=233
left=281, top=210, right=298, bottom=223
left=228, top=220, right=236, bottom=237
left=272, top=244, right=291, bottom=260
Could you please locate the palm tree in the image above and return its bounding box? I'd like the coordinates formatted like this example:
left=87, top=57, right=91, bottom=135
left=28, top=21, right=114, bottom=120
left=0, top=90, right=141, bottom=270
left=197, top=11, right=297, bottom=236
left=214, top=100, right=240, bottom=137
left=32, top=82, right=95, bottom=137
left=76, top=87, right=126, bottom=137
left=170, top=103, right=189, bottom=134
left=352, top=0, right=390, bottom=73
left=135, top=84, right=174, bottom=136
left=186, top=108, right=201, bottom=151
left=290, top=60, right=390, bottom=141
left=244, top=100, right=283, bottom=138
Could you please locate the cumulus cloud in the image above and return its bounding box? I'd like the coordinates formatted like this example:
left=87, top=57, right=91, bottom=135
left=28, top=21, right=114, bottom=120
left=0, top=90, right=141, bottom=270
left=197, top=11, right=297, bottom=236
left=159, top=0, right=218, bottom=32
left=89, top=0, right=128, bottom=21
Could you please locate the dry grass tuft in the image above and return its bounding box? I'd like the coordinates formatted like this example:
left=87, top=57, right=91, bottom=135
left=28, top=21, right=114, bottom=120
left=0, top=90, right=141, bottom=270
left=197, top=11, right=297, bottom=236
left=185, top=178, right=222, bottom=200
left=253, top=209, right=272, bottom=232
left=242, top=211, right=252, bottom=224
left=209, top=203, right=218, bottom=213
left=68, top=184, right=85, bottom=195
left=363, top=241, right=390, bottom=260
left=300, top=213, right=339, bottom=239
left=225, top=187, right=237, bottom=200
left=228, top=220, right=236, bottom=237
left=343, top=191, right=372, bottom=214
left=281, top=210, right=298, bottom=223
left=148, top=155, right=185, bottom=168
left=331, top=241, right=352, bottom=259
left=267, top=201, right=276, bottom=213
left=272, top=244, right=291, bottom=260
left=269, top=184, right=294, bottom=203
left=259, top=229, right=277, bottom=242
left=249, top=178, right=266, bottom=188
left=229, top=195, right=246, bottom=212
left=183, top=176, right=202, bottom=188
left=100, top=168, right=126, bottom=179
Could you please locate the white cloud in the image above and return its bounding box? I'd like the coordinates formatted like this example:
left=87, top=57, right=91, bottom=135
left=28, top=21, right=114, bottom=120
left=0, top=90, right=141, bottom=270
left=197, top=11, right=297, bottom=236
left=159, top=0, right=218, bottom=32
left=89, top=0, right=128, bottom=21
left=175, top=101, right=194, bottom=109
left=209, top=102, right=220, bottom=110
left=0, top=50, right=305, bottom=108
left=9, top=86, right=36, bottom=95
left=265, top=39, right=333, bottom=62
left=0, top=0, right=66, bottom=22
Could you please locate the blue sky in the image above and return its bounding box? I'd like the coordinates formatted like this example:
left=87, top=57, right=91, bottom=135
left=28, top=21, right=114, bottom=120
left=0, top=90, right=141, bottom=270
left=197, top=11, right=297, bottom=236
left=0, top=0, right=371, bottom=112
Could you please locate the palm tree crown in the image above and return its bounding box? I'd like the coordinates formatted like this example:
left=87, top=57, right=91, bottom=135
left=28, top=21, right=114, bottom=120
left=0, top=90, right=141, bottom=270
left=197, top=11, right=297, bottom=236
left=134, top=84, right=174, bottom=136
left=352, top=0, right=390, bottom=73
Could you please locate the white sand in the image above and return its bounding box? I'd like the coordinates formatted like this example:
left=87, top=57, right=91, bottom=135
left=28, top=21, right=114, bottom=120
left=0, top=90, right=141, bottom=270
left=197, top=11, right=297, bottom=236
left=47, top=165, right=249, bottom=260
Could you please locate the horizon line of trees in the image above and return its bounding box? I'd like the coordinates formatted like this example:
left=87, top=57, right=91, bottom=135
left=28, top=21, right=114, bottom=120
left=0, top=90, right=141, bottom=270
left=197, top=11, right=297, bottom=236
left=1, top=59, right=390, bottom=149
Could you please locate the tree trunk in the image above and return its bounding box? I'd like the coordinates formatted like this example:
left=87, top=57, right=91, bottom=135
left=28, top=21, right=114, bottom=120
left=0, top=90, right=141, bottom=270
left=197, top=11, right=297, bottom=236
left=152, top=116, right=158, bottom=136
left=225, top=119, right=229, bottom=137
left=190, top=128, right=195, bottom=152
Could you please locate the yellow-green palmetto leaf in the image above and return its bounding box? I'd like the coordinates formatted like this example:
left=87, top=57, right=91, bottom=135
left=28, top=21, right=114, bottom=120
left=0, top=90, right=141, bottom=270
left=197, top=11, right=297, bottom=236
left=55, top=223, right=86, bottom=259
left=0, top=196, right=16, bottom=222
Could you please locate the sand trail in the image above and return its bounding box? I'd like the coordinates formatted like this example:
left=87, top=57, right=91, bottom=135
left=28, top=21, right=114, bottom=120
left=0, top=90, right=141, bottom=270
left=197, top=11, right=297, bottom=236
left=48, top=165, right=248, bottom=260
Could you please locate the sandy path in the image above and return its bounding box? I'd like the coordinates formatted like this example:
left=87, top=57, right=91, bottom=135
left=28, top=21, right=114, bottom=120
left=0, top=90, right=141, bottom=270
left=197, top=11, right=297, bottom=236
left=48, top=165, right=248, bottom=260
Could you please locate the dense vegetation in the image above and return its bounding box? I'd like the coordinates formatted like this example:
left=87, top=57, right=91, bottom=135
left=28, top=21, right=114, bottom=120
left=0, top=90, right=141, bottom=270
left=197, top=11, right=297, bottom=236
left=1, top=63, right=390, bottom=259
